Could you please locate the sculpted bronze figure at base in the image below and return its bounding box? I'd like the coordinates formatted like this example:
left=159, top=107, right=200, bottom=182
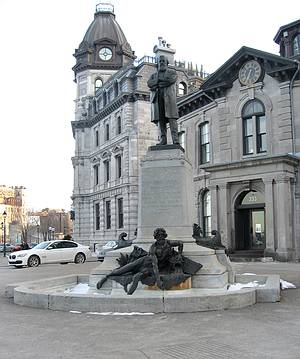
left=96, top=228, right=202, bottom=295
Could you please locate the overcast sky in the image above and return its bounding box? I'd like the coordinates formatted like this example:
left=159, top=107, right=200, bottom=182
left=0, top=0, right=299, bottom=211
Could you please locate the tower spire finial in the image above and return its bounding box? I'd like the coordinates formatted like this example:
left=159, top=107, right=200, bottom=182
left=95, top=2, right=114, bottom=14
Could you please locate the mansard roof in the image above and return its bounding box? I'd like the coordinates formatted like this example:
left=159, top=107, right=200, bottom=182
left=82, top=11, right=133, bottom=55
left=274, top=19, right=300, bottom=44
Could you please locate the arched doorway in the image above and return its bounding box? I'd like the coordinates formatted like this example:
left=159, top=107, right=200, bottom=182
left=235, top=190, right=265, bottom=251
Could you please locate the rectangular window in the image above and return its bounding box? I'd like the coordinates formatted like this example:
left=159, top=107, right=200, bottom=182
left=93, top=165, right=99, bottom=185
left=106, top=201, right=111, bottom=229
left=104, top=160, right=110, bottom=182
left=116, top=155, right=122, bottom=178
left=95, top=129, right=99, bottom=147
left=199, top=123, right=210, bottom=164
left=178, top=131, right=185, bottom=150
left=95, top=203, right=100, bottom=230
left=117, top=116, right=122, bottom=135
left=105, top=123, right=110, bottom=141
left=243, top=118, right=253, bottom=155
left=78, top=76, right=87, bottom=96
left=256, top=115, right=267, bottom=153
left=118, top=198, right=124, bottom=229
left=203, top=191, right=211, bottom=237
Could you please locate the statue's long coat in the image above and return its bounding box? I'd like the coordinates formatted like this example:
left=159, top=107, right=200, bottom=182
left=148, top=68, right=179, bottom=122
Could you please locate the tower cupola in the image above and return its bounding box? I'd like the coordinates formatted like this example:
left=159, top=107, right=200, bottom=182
left=72, top=2, right=135, bottom=77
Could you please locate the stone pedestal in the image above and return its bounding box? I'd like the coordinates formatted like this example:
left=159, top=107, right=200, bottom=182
left=90, top=145, right=234, bottom=291
left=137, top=145, right=194, bottom=243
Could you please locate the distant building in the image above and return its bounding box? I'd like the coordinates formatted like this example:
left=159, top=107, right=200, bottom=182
left=36, top=209, right=73, bottom=241
left=71, top=3, right=206, bottom=247
left=0, top=185, right=27, bottom=243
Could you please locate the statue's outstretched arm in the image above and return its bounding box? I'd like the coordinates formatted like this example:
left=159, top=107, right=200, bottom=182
left=170, top=240, right=183, bottom=254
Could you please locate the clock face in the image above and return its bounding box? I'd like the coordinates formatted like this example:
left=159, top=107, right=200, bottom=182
left=239, top=60, right=262, bottom=86
left=99, top=47, right=112, bottom=61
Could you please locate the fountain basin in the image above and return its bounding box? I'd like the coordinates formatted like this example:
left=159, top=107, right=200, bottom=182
left=6, top=273, right=280, bottom=313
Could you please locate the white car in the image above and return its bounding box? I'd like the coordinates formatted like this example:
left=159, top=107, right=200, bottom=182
left=7, top=240, right=91, bottom=268
left=95, top=240, right=118, bottom=261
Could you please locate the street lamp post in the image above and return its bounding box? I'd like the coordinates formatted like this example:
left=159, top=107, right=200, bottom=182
left=3, top=211, right=7, bottom=257
left=37, top=225, right=40, bottom=244
left=48, top=227, right=55, bottom=240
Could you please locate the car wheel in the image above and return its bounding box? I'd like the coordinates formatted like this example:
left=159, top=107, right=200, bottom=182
left=27, top=255, right=40, bottom=267
left=74, top=253, right=86, bottom=264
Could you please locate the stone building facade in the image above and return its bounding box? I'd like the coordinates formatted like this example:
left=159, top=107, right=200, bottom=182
left=0, top=185, right=27, bottom=242
left=177, top=20, right=300, bottom=261
left=71, top=4, right=204, bottom=247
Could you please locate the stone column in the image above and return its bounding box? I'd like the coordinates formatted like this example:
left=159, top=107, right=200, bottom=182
left=275, top=176, right=293, bottom=261
left=218, top=183, right=230, bottom=248
left=208, top=184, right=218, bottom=231
left=263, top=178, right=275, bottom=258
left=294, top=189, right=300, bottom=261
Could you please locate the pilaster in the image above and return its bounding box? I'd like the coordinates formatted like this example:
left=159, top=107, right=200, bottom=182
left=208, top=184, right=218, bottom=231
left=218, top=183, right=230, bottom=248
left=275, top=176, right=293, bottom=260
left=263, top=178, right=276, bottom=258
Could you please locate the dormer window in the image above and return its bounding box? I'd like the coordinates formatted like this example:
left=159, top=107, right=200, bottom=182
left=95, top=78, right=103, bottom=93
left=293, top=34, right=300, bottom=56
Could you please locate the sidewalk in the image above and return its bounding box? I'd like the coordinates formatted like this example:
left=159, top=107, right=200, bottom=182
left=1, top=256, right=299, bottom=359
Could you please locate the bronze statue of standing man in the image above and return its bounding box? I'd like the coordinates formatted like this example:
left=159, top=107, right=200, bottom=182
left=147, top=55, right=179, bottom=145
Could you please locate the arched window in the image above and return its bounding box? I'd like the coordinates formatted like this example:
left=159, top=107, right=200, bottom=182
left=242, top=100, right=266, bottom=155
left=293, top=34, right=300, bottom=56
left=178, top=82, right=187, bottom=96
left=202, top=190, right=211, bottom=237
left=95, top=78, right=103, bottom=93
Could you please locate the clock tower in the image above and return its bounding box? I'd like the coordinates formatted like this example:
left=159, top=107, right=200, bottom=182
left=72, top=3, right=135, bottom=120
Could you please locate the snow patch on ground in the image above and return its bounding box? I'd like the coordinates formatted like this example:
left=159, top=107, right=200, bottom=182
left=65, top=283, right=90, bottom=294
left=280, top=279, right=296, bottom=289
left=227, top=281, right=265, bottom=291
left=241, top=273, right=257, bottom=275
left=86, top=312, right=154, bottom=316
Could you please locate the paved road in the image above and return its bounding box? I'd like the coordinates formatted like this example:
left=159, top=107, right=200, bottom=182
left=0, top=256, right=300, bottom=359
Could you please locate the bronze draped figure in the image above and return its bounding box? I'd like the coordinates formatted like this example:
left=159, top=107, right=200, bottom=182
left=96, top=228, right=202, bottom=295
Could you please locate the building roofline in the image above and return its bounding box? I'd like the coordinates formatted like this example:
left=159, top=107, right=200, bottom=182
left=274, top=19, right=300, bottom=44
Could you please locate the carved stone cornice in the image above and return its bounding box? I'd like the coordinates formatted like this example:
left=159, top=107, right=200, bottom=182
left=71, top=91, right=150, bottom=133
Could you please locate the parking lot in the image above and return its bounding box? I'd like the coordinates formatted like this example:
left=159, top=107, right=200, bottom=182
left=1, top=256, right=300, bottom=359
